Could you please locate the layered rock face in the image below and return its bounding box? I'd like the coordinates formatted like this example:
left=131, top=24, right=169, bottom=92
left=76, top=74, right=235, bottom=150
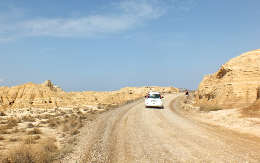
left=0, top=81, right=178, bottom=110
left=196, top=49, right=260, bottom=109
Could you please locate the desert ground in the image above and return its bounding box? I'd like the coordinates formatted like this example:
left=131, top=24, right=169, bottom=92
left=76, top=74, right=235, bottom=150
left=0, top=92, right=260, bottom=162
left=60, top=93, right=260, bottom=163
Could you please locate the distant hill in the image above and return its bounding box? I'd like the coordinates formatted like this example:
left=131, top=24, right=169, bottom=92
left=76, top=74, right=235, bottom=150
left=0, top=80, right=179, bottom=110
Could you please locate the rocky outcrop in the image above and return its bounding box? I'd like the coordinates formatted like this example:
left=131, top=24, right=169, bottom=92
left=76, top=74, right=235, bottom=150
left=195, top=49, right=260, bottom=109
left=0, top=81, right=178, bottom=110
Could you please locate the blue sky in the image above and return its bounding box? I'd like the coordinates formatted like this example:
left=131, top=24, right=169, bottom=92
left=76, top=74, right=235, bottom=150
left=0, top=0, right=260, bottom=91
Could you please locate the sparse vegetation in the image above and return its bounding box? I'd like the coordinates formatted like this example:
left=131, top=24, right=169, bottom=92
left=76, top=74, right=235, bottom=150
left=33, top=135, right=41, bottom=140
left=71, top=129, right=80, bottom=136
left=0, top=130, right=10, bottom=134
left=27, top=123, right=34, bottom=128
left=0, top=136, right=5, bottom=140
left=24, top=136, right=36, bottom=144
left=48, top=118, right=60, bottom=128
left=22, top=115, right=36, bottom=122
left=62, top=124, right=69, bottom=132
left=199, top=105, right=222, bottom=112
left=27, top=128, right=42, bottom=135
left=0, top=96, right=106, bottom=162
left=6, top=118, right=18, bottom=129
left=0, top=111, right=6, bottom=116
left=9, top=137, right=19, bottom=142
left=2, top=139, right=58, bottom=163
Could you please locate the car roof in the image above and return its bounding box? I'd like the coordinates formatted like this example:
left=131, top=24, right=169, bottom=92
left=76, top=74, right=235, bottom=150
left=148, top=92, right=160, bottom=95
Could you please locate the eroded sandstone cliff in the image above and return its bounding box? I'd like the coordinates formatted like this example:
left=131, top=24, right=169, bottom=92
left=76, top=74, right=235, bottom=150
left=0, top=80, right=178, bottom=110
left=196, top=49, right=260, bottom=109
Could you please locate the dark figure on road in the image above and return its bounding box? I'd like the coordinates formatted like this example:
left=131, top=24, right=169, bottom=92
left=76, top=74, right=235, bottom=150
left=185, top=91, right=189, bottom=96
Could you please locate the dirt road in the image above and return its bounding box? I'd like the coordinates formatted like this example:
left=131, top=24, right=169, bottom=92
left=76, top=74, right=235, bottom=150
left=63, top=94, right=260, bottom=163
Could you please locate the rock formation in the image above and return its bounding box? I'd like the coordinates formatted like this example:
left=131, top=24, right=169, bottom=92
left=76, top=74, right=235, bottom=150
left=195, top=49, right=260, bottom=109
left=0, top=81, right=178, bottom=110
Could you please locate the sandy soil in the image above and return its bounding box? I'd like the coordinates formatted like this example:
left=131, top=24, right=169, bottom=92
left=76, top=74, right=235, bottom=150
left=61, top=94, right=260, bottom=163
left=178, top=95, right=260, bottom=138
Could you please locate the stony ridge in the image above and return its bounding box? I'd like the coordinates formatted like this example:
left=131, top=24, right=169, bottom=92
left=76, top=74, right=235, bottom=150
left=0, top=80, right=178, bottom=110
left=195, top=49, right=260, bottom=109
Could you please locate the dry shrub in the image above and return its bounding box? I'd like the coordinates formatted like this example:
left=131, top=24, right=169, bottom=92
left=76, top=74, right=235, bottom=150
left=0, top=135, right=5, bottom=140
left=9, top=137, right=19, bottom=142
left=11, top=127, right=20, bottom=133
left=77, top=122, right=83, bottom=129
left=2, top=139, right=58, bottom=163
left=40, top=120, right=48, bottom=124
left=79, top=114, right=88, bottom=120
left=199, top=105, right=222, bottom=112
left=48, top=118, right=60, bottom=128
left=27, top=123, right=34, bottom=128
left=71, top=129, right=80, bottom=136
left=2, top=145, right=35, bottom=163
left=24, top=136, right=36, bottom=144
left=6, top=118, right=18, bottom=129
left=61, top=133, right=66, bottom=137
left=27, top=128, right=41, bottom=135
left=67, top=137, right=77, bottom=144
left=0, top=111, right=6, bottom=116
left=22, top=115, right=36, bottom=122
left=0, top=130, right=10, bottom=134
left=33, top=135, right=41, bottom=140
left=0, top=120, right=7, bottom=124
left=76, top=110, right=83, bottom=116
left=41, top=139, right=58, bottom=153
left=60, top=144, right=73, bottom=156
left=70, top=120, right=78, bottom=128
left=19, top=128, right=26, bottom=133
left=62, top=124, right=69, bottom=132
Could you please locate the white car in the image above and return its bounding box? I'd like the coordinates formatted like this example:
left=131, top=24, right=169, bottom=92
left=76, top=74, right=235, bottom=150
left=145, top=92, right=164, bottom=108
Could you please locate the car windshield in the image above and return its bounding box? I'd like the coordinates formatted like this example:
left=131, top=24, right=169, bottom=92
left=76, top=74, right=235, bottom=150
left=148, top=94, right=161, bottom=99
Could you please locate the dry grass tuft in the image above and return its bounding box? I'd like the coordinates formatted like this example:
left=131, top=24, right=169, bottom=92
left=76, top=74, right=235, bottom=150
left=22, top=115, right=36, bottom=122
left=9, top=137, right=19, bottom=142
left=199, top=105, right=222, bottom=112
left=33, top=135, right=41, bottom=140
left=0, top=135, right=5, bottom=140
left=0, top=111, right=6, bottom=116
left=2, top=139, right=58, bottom=163
left=27, top=123, right=34, bottom=128
left=2, top=145, right=35, bottom=163
left=6, top=118, right=18, bottom=129
left=24, top=136, right=36, bottom=144
left=71, top=129, right=80, bottom=136
left=60, top=143, right=73, bottom=156
left=0, top=129, right=10, bottom=134
left=11, top=127, right=20, bottom=133
left=27, top=128, right=42, bottom=135
left=48, top=118, right=60, bottom=128
left=62, top=124, right=69, bottom=132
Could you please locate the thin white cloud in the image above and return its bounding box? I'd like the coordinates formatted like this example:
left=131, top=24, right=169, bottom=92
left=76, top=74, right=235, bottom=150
left=20, top=15, right=137, bottom=37
left=0, top=0, right=194, bottom=39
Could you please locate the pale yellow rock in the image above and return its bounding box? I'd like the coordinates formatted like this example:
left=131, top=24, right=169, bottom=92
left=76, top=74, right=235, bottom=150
left=0, top=81, right=178, bottom=110
left=196, top=49, right=260, bottom=109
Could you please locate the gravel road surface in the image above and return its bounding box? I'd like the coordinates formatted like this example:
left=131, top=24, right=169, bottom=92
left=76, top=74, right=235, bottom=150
left=63, top=94, right=260, bottom=163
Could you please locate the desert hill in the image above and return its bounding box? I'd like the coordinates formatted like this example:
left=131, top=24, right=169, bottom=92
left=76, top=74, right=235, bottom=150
left=0, top=80, right=178, bottom=110
left=195, top=49, right=260, bottom=109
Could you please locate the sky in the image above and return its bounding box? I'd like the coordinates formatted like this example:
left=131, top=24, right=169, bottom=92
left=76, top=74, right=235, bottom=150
left=0, top=0, right=260, bottom=91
